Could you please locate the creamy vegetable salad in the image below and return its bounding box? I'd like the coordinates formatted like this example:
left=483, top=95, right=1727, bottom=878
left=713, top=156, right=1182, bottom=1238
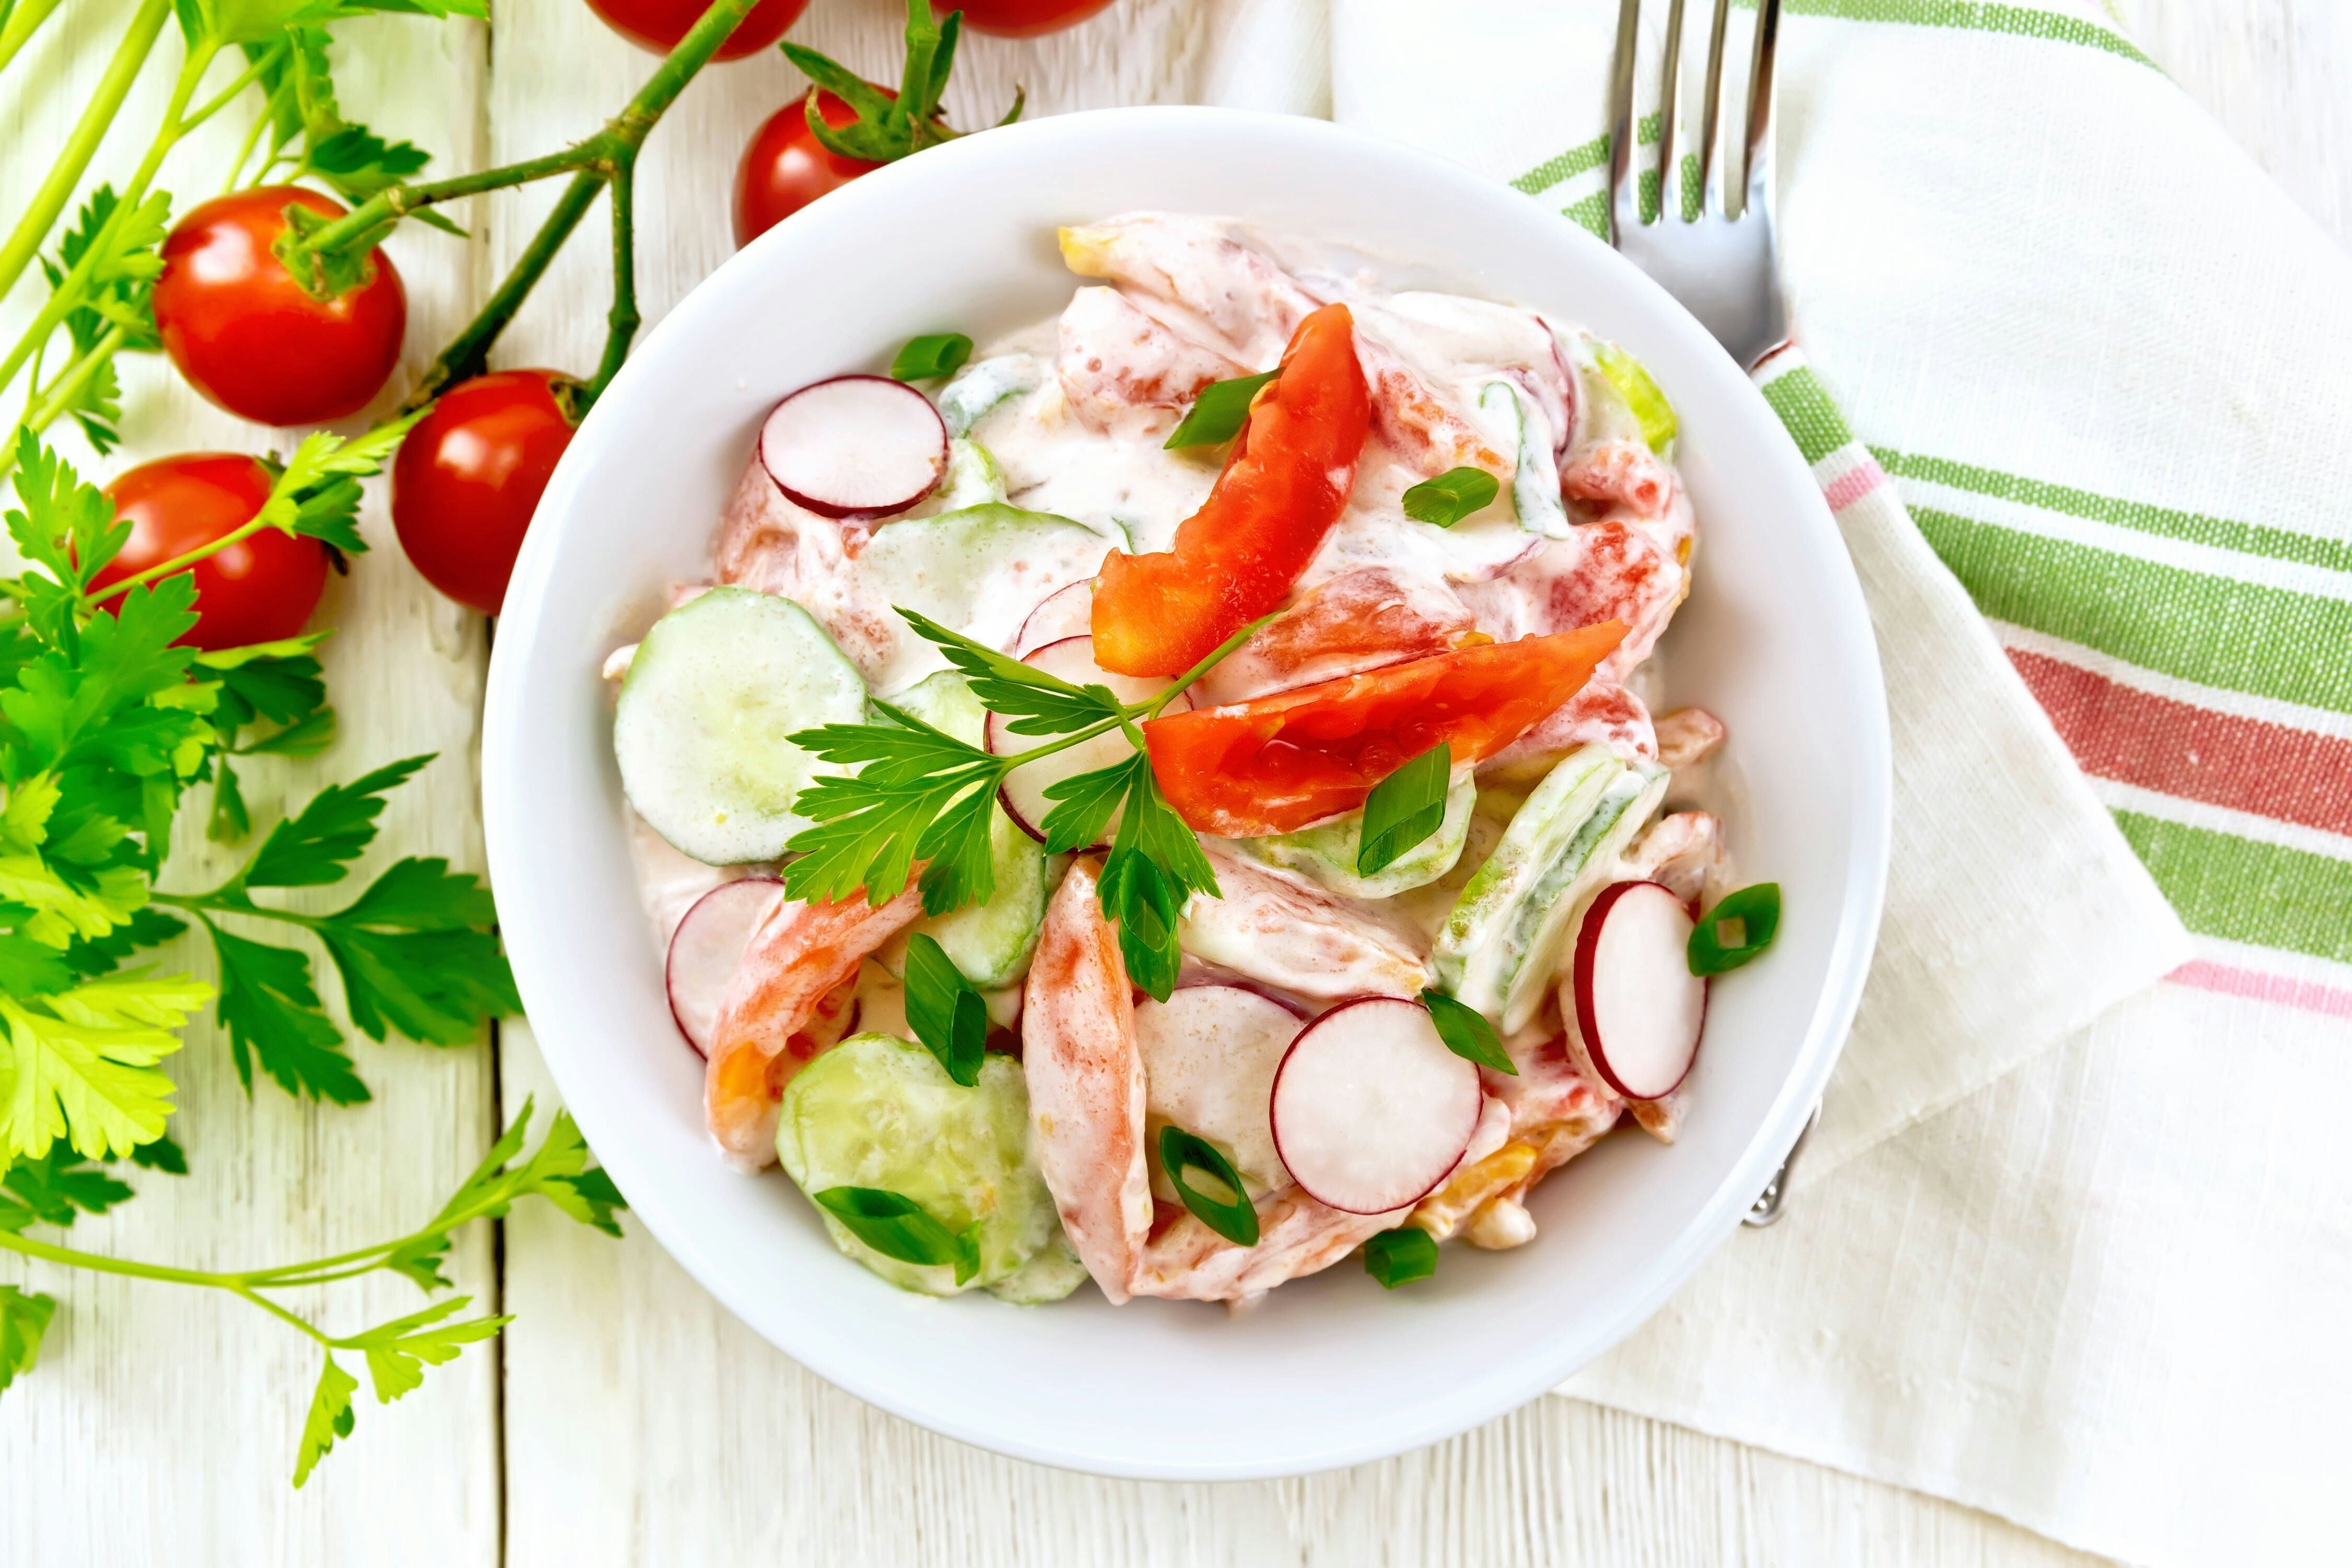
left=607, top=213, right=1776, bottom=1307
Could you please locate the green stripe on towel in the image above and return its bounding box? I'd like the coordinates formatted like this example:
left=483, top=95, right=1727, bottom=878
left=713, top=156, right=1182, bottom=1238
left=1877, top=450, right=2352, bottom=576
left=2114, top=812, right=2352, bottom=963
left=1759, top=365, right=1857, bottom=464
left=1735, top=0, right=2154, bottom=67
left=1912, top=506, right=2352, bottom=716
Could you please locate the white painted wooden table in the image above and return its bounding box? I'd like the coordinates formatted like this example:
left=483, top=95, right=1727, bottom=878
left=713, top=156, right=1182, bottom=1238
left=2, top=1, right=2344, bottom=1561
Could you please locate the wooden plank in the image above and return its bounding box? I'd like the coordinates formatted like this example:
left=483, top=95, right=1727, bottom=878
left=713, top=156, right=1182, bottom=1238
left=0, top=5, right=500, bottom=1561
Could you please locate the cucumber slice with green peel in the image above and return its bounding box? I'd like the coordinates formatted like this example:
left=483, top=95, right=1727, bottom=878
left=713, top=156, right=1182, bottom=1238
left=775, top=1033, right=1060, bottom=1297
left=614, top=586, right=866, bottom=866
left=985, top=1231, right=1088, bottom=1305
left=1480, top=381, right=1572, bottom=539
left=937, top=353, right=1040, bottom=437
left=855, top=503, right=1124, bottom=695
left=1243, top=771, right=1477, bottom=900
left=1433, top=745, right=1668, bottom=1033
left=881, top=672, right=1051, bottom=987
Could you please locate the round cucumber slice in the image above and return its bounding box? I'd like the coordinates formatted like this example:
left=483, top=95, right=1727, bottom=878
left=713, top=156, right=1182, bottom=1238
left=1244, top=771, right=1477, bottom=900
left=614, top=586, right=866, bottom=866
left=776, top=1033, right=1060, bottom=1297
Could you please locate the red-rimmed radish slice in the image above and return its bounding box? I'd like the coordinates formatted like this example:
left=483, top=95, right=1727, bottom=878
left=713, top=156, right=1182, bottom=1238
left=665, top=877, right=787, bottom=1056
left=1570, top=880, right=1706, bottom=1100
left=986, top=635, right=1191, bottom=846
left=758, top=375, right=948, bottom=519
left=1269, top=996, right=1482, bottom=1214
left=1014, top=580, right=1094, bottom=656
left=1137, top=983, right=1304, bottom=1197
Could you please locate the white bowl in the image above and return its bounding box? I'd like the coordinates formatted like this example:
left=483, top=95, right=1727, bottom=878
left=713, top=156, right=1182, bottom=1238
left=485, top=107, right=1890, bottom=1480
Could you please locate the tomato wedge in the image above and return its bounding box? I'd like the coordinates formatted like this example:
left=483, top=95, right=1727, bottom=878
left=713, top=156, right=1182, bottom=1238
left=1143, top=622, right=1628, bottom=838
left=1090, top=302, right=1370, bottom=677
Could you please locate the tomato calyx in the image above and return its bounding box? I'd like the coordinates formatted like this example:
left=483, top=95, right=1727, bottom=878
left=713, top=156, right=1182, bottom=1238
left=271, top=197, right=388, bottom=305
left=781, top=0, right=1022, bottom=167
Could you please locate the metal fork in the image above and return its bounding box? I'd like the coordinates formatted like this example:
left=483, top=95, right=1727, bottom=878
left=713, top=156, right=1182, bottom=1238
left=1607, top=0, right=1789, bottom=370
left=1606, top=0, right=1808, bottom=1223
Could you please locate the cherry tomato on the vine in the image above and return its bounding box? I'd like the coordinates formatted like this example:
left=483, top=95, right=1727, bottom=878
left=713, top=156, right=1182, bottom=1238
left=732, top=87, right=887, bottom=247
left=152, top=186, right=407, bottom=429
left=93, top=454, right=331, bottom=652
left=391, top=370, right=580, bottom=616
left=584, top=0, right=809, bottom=61
left=941, top=0, right=1116, bottom=36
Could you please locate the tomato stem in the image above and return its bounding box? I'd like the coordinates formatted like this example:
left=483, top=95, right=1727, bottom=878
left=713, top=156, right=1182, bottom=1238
left=399, top=169, right=606, bottom=411
left=586, top=151, right=640, bottom=403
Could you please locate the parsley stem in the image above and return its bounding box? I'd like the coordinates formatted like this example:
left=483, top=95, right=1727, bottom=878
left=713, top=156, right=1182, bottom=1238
left=231, top=1283, right=335, bottom=1345
left=0, top=1227, right=237, bottom=1289
left=1125, top=612, right=1279, bottom=720
left=182, top=36, right=286, bottom=135
left=0, top=0, right=67, bottom=77
left=83, top=511, right=278, bottom=606
left=0, top=0, right=171, bottom=312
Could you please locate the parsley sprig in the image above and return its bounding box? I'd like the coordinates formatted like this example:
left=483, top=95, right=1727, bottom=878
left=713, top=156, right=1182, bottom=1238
left=0, top=1099, right=621, bottom=1484
left=783, top=610, right=1269, bottom=1000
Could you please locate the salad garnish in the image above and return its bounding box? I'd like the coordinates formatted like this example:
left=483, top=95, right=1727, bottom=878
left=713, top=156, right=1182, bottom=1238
left=1161, top=367, right=1277, bottom=449
left=902, top=932, right=986, bottom=1087
left=1157, top=1126, right=1259, bottom=1247
left=814, top=1185, right=981, bottom=1284
left=1422, top=990, right=1517, bottom=1077
left=1687, top=882, right=1782, bottom=976
left=784, top=611, right=1269, bottom=1000
left=1400, top=465, right=1501, bottom=528
left=1356, top=741, right=1452, bottom=876
left=889, top=331, right=974, bottom=383
left=1362, top=1226, right=1439, bottom=1288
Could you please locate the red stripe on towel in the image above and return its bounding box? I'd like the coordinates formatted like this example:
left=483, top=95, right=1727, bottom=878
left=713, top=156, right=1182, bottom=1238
left=2168, top=961, right=2352, bottom=1020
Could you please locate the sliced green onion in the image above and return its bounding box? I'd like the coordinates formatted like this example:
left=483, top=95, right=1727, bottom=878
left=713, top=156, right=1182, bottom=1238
left=902, top=931, right=987, bottom=1087
left=1163, top=368, right=1277, bottom=449
left=1401, top=466, right=1500, bottom=527
left=1363, top=1226, right=1438, bottom=1288
left=1422, top=989, right=1515, bottom=1075
left=1158, top=1125, right=1259, bottom=1247
left=1687, top=882, right=1781, bottom=976
left=813, top=1186, right=979, bottom=1284
left=890, top=332, right=974, bottom=382
left=1357, top=742, right=1451, bottom=875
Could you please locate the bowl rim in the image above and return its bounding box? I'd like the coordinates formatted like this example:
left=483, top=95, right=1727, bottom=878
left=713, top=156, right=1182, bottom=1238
left=484, top=103, right=1893, bottom=1480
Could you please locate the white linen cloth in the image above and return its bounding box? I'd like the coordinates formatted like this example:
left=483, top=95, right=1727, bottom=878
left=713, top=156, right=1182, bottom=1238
left=1275, top=1, right=2352, bottom=1562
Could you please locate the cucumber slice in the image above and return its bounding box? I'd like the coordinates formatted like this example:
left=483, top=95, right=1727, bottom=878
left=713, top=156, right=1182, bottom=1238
left=985, top=1231, right=1088, bottom=1305
left=1591, top=341, right=1677, bottom=457
left=1481, top=380, right=1571, bottom=539
left=936, top=438, right=1008, bottom=511
left=881, top=672, right=1049, bottom=987
left=776, top=1033, right=1060, bottom=1297
left=855, top=503, right=1123, bottom=695
left=1243, top=770, right=1476, bottom=900
left=938, top=353, right=1040, bottom=437
left=1432, top=744, right=1668, bottom=1032
left=614, top=586, right=866, bottom=866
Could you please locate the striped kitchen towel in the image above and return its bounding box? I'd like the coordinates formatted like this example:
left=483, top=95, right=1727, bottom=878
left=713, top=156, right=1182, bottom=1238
left=1329, top=1, right=2351, bottom=1563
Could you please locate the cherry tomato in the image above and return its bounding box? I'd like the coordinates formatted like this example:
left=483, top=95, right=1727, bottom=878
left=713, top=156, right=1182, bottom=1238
left=732, top=87, right=886, bottom=247
left=584, top=0, right=810, bottom=61
left=1143, top=622, right=1629, bottom=838
left=93, top=454, right=331, bottom=652
left=152, top=186, right=406, bottom=428
left=942, top=0, right=1116, bottom=37
left=1091, top=303, right=1370, bottom=677
left=391, top=370, right=579, bottom=616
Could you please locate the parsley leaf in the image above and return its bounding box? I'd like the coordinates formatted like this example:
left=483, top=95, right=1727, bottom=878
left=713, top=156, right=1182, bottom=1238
left=783, top=707, right=1009, bottom=914
left=34, top=186, right=168, bottom=456
left=239, top=756, right=429, bottom=890
left=348, top=1295, right=509, bottom=1404
left=204, top=925, right=368, bottom=1103
left=1096, top=757, right=1217, bottom=1002
left=0, top=1143, right=135, bottom=1231
left=0, top=1286, right=56, bottom=1396
left=292, top=1352, right=358, bottom=1488
left=894, top=608, right=1124, bottom=736
left=0, top=972, right=205, bottom=1161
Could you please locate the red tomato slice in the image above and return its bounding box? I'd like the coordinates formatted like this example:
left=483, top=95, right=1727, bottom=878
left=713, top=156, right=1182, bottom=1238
left=1142, top=622, right=1628, bottom=838
left=1089, top=302, right=1370, bottom=678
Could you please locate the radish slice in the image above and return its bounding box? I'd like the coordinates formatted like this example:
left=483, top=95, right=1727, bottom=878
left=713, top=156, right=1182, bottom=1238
left=1269, top=996, right=1482, bottom=1214
left=1137, top=983, right=1304, bottom=1200
left=665, top=877, right=787, bottom=1055
left=1569, top=880, right=1706, bottom=1100
left=1013, top=581, right=1094, bottom=656
left=986, top=636, right=1190, bottom=846
left=758, top=375, right=948, bottom=520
